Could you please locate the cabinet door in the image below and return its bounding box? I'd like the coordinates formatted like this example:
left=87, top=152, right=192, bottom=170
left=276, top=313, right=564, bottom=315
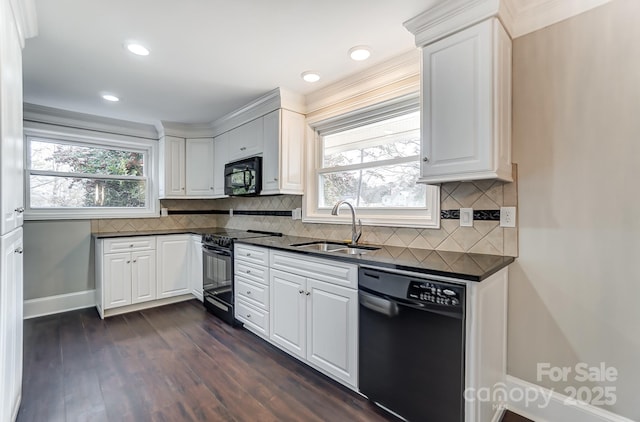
left=162, top=136, right=186, bottom=196
left=0, top=228, right=23, bottom=421
left=279, top=109, right=305, bottom=194
left=157, top=235, right=190, bottom=298
left=213, top=132, right=229, bottom=197
left=306, top=278, right=358, bottom=387
left=131, top=250, right=156, bottom=304
left=0, top=5, right=24, bottom=235
left=420, top=19, right=493, bottom=181
left=228, top=117, right=263, bottom=161
left=270, top=269, right=306, bottom=359
left=189, top=236, right=203, bottom=301
left=186, top=138, right=215, bottom=196
left=103, top=252, right=132, bottom=309
left=261, top=110, right=280, bottom=194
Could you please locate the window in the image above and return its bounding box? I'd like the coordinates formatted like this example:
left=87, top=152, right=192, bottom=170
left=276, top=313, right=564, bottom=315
left=25, top=130, right=158, bottom=219
left=304, top=96, right=439, bottom=228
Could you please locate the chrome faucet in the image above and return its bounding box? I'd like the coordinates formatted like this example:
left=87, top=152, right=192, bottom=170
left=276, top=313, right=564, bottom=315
left=331, top=200, right=362, bottom=246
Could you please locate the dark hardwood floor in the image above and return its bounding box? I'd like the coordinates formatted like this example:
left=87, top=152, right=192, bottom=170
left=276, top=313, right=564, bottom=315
left=18, top=300, right=396, bottom=422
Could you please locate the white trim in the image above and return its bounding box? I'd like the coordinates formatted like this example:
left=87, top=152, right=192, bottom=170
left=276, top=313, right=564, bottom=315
left=23, top=103, right=159, bottom=140
left=23, top=290, right=96, bottom=319
left=8, top=0, right=38, bottom=47
left=100, top=294, right=195, bottom=318
left=504, top=375, right=635, bottom=422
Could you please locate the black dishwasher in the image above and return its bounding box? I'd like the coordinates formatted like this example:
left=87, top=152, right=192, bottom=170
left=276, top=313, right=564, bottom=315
left=359, top=267, right=466, bottom=422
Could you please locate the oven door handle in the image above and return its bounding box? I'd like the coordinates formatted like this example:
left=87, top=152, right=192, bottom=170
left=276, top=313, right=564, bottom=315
left=202, top=245, right=231, bottom=256
left=359, top=290, right=399, bottom=318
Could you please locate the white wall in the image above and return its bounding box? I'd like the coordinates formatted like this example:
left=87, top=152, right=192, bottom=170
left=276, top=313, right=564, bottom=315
left=509, top=0, right=640, bottom=418
left=23, top=220, right=94, bottom=299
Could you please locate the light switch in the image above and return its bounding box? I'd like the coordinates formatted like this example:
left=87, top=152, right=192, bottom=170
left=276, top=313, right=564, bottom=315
left=460, top=208, right=473, bottom=227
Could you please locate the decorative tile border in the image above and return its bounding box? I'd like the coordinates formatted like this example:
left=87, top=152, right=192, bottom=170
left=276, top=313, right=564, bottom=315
left=168, top=209, right=293, bottom=217
left=441, top=209, right=501, bottom=221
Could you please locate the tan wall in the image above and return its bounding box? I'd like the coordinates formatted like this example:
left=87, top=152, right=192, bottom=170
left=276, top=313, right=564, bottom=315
left=509, top=0, right=640, bottom=418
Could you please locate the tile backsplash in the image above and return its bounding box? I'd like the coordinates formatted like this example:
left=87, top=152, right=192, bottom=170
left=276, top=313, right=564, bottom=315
left=93, top=165, right=518, bottom=256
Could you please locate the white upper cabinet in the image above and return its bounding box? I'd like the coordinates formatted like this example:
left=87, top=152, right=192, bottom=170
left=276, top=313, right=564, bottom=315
left=0, top=4, right=24, bottom=235
left=228, top=117, right=263, bottom=162
left=159, top=136, right=186, bottom=197
left=261, top=109, right=305, bottom=195
left=185, top=138, right=215, bottom=196
left=160, top=136, right=215, bottom=198
left=212, top=132, right=229, bottom=197
left=418, top=18, right=512, bottom=183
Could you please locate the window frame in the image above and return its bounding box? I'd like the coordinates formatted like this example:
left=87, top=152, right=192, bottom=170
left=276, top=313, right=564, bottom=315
left=303, top=95, right=440, bottom=229
left=24, top=127, right=159, bottom=220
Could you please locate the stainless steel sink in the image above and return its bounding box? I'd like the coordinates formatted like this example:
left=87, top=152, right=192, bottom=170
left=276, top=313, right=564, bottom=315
left=290, top=241, right=380, bottom=255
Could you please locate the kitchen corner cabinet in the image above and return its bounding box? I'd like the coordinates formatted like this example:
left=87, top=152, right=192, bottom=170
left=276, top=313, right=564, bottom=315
left=159, top=136, right=215, bottom=198
left=269, top=250, right=358, bottom=389
left=419, top=17, right=512, bottom=183
left=0, top=228, right=23, bottom=422
left=262, top=109, right=305, bottom=195
left=157, top=234, right=190, bottom=298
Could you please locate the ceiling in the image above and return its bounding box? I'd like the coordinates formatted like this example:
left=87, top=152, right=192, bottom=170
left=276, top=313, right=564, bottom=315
left=22, top=0, right=440, bottom=126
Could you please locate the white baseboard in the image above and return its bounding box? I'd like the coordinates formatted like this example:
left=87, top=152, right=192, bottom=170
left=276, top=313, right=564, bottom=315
left=23, top=290, right=96, bottom=319
left=504, top=375, right=634, bottom=422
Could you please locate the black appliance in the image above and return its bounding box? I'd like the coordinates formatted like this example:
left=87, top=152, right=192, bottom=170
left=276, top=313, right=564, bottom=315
left=201, top=229, right=280, bottom=324
left=358, top=267, right=466, bottom=422
left=224, top=156, right=262, bottom=196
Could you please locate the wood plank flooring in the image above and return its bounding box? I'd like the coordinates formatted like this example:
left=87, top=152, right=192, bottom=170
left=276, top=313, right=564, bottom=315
left=18, top=300, right=396, bottom=422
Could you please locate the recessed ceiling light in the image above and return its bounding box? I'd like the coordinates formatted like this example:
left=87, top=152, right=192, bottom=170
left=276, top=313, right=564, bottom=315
left=349, top=45, right=371, bottom=61
left=301, top=71, right=320, bottom=83
left=102, top=94, right=119, bottom=102
left=126, top=43, right=150, bottom=56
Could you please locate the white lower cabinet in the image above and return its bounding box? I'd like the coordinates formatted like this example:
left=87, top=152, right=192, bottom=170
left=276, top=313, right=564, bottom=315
left=157, top=234, right=190, bottom=298
left=96, top=234, right=201, bottom=318
left=234, top=245, right=270, bottom=339
left=268, top=250, right=358, bottom=389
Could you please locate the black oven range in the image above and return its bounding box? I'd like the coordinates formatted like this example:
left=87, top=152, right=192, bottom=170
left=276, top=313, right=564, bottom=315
left=201, top=229, right=281, bottom=325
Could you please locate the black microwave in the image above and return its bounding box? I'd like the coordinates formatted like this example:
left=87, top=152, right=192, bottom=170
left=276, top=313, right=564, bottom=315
left=224, top=156, right=262, bottom=196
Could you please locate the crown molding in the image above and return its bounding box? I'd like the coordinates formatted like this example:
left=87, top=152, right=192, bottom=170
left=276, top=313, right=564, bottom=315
left=23, top=103, right=159, bottom=140
left=304, top=49, right=420, bottom=122
left=9, top=0, right=38, bottom=48
left=156, top=121, right=214, bottom=139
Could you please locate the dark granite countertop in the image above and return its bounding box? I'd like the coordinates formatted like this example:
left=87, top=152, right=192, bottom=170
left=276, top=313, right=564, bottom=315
left=92, top=228, right=219, bottom=239
left=236, top=235, right=514, bottom=282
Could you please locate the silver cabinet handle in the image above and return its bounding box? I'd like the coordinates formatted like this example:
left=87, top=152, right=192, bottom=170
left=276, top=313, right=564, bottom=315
left=14, top=247, right=23, bottom=254
left=246, top=314, right=251, bottom=318
left=240, top=147, right=247, bottom=151
left=273, top=178, right=278, bottom=181
left=130, top=244, right=134, bottom=247
left=246, top=291, right=251, bottom=295
left=133, top=259, right=137, bottom=263
left=423, top=157, right=429, bottom=162
left=299, top=290, right=304, bottom=294
left=246, top=270, right=251, bottom=274
left=210, top=187, right=214, bottom=190
left=246, top=253, right=251, bottom=257
left=305, top=291, right=310, bottom=296
left=14, top=207, right=25, bottom=213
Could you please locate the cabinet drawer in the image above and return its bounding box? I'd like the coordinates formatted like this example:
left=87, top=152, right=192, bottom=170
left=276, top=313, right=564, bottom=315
left=104, top=236, right=155, bottom=253
left=234, top=260, right=268, bottom=285
left=236, top=276, right=269, bottom=310
left=236, top=300, right=269, bottom=338
left=270, top=250, right=357, bottom=289
left=235, top=244, right=269, bottom=266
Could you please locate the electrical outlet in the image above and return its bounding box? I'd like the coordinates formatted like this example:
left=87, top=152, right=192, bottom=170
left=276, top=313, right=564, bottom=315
left=500, top=207, right=516, bottom=227
left=460, top=208, right=473, bottom=227
left=291, top=208, right=302, bottom=220
left=229, top=208, right=233, bottom=217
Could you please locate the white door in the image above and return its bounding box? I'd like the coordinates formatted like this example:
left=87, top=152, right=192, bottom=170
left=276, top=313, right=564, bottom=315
left=270, top=269, right=306, bottom=359
left=420, top=19, right=493, bottom=180
left=306, top=278, right=358, bottom=387
left=0, top=228, right=23, bottom=421
left=189, top=236, right=203, bottom=301
left=0, top=4, right=23, bottom=235
left=164, top=136, right=186, bottom=196
left=213, top=132, right=229, bottom=197
left=157, top=235, right=190, bottom=298
left=186, top=138, right=215, bottom=196
left=131, top=250, right=156, bottom=304
left=103, top=253, right=132, bottom=308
